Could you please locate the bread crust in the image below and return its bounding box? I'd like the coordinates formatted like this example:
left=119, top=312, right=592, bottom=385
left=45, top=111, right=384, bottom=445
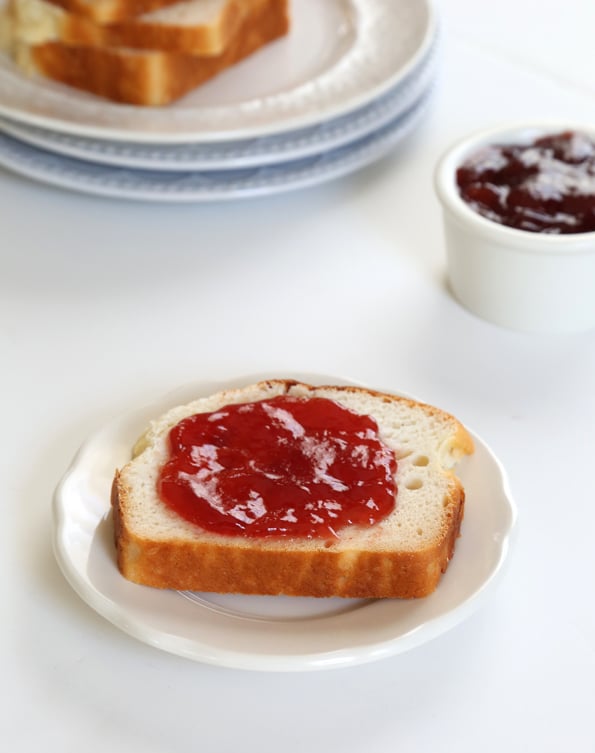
left=112, top=380, right=474, bottom=599
left=22, top=0, right=270, bottom=56
left=28, top=0, right=289, bottom=104
left=113, top=476, right=465, bottom=599
left=46, top=0, right=182, bottom=24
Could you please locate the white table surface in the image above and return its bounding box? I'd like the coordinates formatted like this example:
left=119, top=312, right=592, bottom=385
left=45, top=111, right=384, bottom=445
left=2, top=1, right=595, bottom=751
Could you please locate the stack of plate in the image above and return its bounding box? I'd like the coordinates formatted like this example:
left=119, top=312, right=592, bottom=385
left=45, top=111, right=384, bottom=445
left=0, top=0, right=438, bottom=202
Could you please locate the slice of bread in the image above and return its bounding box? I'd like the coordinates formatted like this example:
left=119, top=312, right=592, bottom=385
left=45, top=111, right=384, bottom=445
left=11, top=0, right=269, bottom=56
left=0, top=7, right=13, bottom=53
left=12, top=0, right=289, bottom=105
left=112, top=380, right=474, bottom=599
left=43, top=0, right=182, bottom=24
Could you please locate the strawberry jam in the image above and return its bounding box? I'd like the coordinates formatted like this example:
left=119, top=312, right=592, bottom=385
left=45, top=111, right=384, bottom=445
left=157, top=396, right=397, bottom=538
left=456, top=131, right=595, bottom=234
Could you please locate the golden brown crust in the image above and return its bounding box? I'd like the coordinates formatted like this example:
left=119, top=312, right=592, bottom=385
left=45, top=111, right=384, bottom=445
left=46, top=0, right=182, bottom=24
left=112, top=468, right=467, bottom=600
left=31, top=0, right=290, bottom=105
left=55, top=0, right=268, bottom=55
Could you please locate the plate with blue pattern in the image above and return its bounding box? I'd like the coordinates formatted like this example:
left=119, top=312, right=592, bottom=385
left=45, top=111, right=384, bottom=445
left=0, top=93, right=431, bottom=202
left=0, top=44, right=436, bottom=170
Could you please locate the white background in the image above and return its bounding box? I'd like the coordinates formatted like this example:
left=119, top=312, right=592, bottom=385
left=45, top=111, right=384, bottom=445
left=2, top=0, right=595, bottom=751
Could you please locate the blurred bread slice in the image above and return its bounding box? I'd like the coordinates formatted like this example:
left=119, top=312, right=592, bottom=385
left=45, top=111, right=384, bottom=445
left=10, top=0, right=290, bottom=105
left=39, top=0, right=183, bottom=24
left=10, top=0, right=271, bottom=55
left=0, top=7, right=14, bottom=53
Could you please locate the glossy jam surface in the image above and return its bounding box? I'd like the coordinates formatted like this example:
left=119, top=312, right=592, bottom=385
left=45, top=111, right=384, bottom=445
left=456, top=131, right=595, bottom=234
left=157, top=396, right=397, bottom=538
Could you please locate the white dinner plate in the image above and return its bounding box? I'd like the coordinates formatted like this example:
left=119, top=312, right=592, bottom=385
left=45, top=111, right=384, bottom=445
left=53, top=373, right=517, bottom=672
left=0, top=0, right=436, bottom=143
left=0, top=94, right=430, bottom=201
left=0, top=44, right=436, bottom=170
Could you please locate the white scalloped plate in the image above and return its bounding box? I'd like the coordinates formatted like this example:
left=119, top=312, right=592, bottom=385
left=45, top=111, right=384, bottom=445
left=0, top=0, right=436, bottom=143
left=0, top=94, right=430, bottom=201
left=53, top=373, right=517, bottom=672
left=0, top=43, right=436, bottom=170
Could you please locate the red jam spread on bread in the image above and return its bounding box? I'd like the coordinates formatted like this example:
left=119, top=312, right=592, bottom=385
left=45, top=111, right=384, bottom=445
left=456, top=131, right=595, bottom=233
left=157, top=396, right=397, bottom=538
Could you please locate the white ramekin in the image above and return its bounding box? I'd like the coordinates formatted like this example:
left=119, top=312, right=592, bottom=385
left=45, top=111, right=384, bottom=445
left=434, top=123, right=595, bottom=333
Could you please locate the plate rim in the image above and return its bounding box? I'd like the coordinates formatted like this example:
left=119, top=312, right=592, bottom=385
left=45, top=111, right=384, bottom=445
left=0, top=0, right=438, bottom=144
left=0, top=93, right=431, bottom=202
left=0, top=43, right=437, bottom=170
left=52, top=371, right=518, bottom=672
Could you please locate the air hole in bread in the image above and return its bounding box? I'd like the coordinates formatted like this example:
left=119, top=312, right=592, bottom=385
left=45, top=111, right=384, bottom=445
left=412, top=455, right=430, bottom=467
left=417, top=528, right=423, bottom=536
left=405, top=478, right=423, bottom=490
